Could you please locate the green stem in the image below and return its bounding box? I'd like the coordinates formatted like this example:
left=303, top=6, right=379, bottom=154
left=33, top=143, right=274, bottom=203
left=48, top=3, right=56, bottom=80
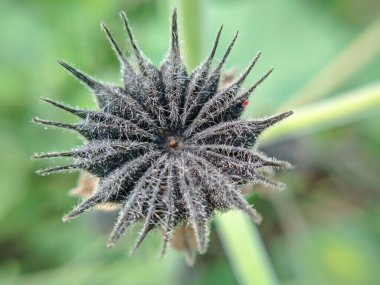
left=279, top=16, right=380, bottom=110
left=216, top=212, right=279, bottom=285
left=179, top=0, right=202, bottom=69
left=262, top=82, right=380, bottom=143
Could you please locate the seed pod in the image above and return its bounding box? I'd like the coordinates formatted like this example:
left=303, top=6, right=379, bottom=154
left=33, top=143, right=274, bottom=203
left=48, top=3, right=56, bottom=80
left=33, top=9, right=292, bottom=258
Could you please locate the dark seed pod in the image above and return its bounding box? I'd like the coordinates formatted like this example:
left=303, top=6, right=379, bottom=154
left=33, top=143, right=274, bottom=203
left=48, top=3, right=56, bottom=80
left=33, top=9, right=292, bottom=258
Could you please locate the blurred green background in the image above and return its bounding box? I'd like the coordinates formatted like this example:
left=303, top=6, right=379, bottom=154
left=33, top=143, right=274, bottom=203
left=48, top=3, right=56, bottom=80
left=1, top=0, right=379, bottom=284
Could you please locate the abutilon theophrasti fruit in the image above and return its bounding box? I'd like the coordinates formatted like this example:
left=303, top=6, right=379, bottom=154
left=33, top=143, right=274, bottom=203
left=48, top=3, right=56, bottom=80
left=33, top=9, right=292, bottom=258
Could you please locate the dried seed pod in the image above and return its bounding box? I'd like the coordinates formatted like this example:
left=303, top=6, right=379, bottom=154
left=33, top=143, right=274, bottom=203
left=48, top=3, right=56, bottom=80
left=34, top=9, right=292, bottom=258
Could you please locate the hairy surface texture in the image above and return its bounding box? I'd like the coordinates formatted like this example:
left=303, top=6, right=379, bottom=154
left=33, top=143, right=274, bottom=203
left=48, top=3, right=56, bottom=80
left=34, top=10, right=292, bottom=257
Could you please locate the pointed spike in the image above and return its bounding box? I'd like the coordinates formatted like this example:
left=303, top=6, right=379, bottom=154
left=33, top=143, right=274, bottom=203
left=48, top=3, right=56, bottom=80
left=120, top=11, right=145, bottom=70
left=260, top=67, right=274, bottom=84
left=245, top=206, right=263, bottom=224
left=178, top=169, right=208, bottom=254
left=57, top=60, right=103, bottom=91
left=159, top=218, right=173, bottom=259
left=244, top=67, right=274, bottom=96
left=202, top=31, right=239, bottom=87
left=106, top=217, right=137, bottom=248
left=248, top=67, right=274, bottom=95
left=36, top=164, right=80, bottom=176
left=33, top=117, right=77, bottom=131
left=101, top=20, right=137, bottom=84
left=261, top=110, right=294, bottom=127
left=130, top=225, right=152, bottom=256
left=32, top=150, right=77, bottom=159
left=196, top=222, right=209, bottom=254
left=107, top=211, right=137, bottom=248
left=100, top=21, right=127, bottom=64
left=31, top=153, right=43, bottom=159
left=120, top=11, right=155, bottom=77
left=39, top=97, right=82, bottom=117
left=62, top=194, right=104, bottom=222
left=159, top=237, right=170, bottom=259
left=218, top=31, right=239, bottom=69
left=227, top=67, right=274, bottom=115
left=159, top=166, right=176, bottom=259
left=171, top=8, right=179, bottom=51
left=263, top=158, right=293, bottom=170
left=255, top=174, right=286, bottom=191
left=230, top=189, right=262, bottom=224
left=131, top=165, right=168, bottom=255
left=207, top=25, right=223, bottom=61
left=234, top=51, right=262, bottom=86
left=120, top=11, right=138, bottom=53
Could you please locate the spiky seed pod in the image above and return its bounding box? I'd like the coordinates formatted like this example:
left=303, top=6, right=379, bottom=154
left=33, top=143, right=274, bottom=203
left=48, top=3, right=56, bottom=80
left=33, top=9, right=293, bottom=257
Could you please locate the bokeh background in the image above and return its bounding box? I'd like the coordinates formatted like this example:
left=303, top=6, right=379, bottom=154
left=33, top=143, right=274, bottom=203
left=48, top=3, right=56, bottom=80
left=1, top=0, right=379, bottom=284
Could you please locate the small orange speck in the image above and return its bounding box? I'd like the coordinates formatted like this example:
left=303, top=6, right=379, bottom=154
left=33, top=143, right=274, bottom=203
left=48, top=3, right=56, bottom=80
left=169, top=139, right=178, bottom=148
left=242, top=99, right=249, bottom=107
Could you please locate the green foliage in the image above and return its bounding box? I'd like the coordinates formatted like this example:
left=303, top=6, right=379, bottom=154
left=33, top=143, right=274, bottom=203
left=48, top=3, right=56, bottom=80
left=0, top=0, right=379, bottom=284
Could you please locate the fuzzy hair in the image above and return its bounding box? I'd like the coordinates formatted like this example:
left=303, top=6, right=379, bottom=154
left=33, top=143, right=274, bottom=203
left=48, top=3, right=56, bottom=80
left=33, top=9, right=292, bottom=256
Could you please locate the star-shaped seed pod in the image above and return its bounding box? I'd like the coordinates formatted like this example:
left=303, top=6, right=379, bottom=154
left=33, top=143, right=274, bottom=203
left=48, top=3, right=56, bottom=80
left=33, top=9, right=292, bottom=257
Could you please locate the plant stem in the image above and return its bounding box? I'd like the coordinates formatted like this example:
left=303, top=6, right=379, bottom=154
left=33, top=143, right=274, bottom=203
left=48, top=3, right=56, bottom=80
left=280, top=16, right=380, bottom=110
left=179, top=0, right=202, bottom=70
left=262, top=82, right=380, bottom=143
left=216, top=212, right=279, bottom=285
